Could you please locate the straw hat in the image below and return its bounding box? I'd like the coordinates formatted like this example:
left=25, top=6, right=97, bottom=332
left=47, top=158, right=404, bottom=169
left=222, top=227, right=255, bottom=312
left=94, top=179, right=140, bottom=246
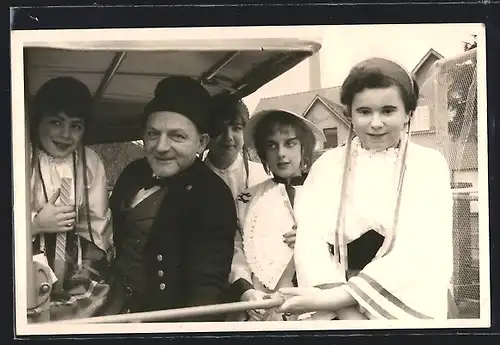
left=244, top=109, right=326, bottom=150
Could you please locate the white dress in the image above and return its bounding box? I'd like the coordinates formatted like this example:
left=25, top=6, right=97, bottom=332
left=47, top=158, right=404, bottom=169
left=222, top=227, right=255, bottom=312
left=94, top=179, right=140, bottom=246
left=294, top=137, right=454, bottom=320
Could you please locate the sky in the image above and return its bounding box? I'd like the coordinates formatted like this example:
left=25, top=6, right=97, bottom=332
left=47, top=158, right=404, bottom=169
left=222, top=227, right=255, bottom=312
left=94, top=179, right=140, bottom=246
left=241, top=23, right=483, bottom=114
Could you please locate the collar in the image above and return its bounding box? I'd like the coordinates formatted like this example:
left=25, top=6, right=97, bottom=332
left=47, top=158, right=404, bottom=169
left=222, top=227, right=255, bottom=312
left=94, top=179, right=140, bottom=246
left=272, top=173, right=308, bottom=186
left=37, top=147, right=77, bottom=165
left=205, top=152, right=243, bottom=174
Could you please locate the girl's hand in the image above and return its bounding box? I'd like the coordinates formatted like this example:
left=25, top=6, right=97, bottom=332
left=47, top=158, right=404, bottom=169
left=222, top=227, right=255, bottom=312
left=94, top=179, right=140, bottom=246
left=275, top=287, right=327, bottom=314
left=241, top=289, right=272, bottom=321
left=33, top=189, right=77, bottom=234
left=283, top=225, right=297, bottom=249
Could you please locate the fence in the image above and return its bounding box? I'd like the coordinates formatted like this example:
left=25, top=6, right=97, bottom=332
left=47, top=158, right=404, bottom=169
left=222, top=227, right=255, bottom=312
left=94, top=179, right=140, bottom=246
left=418, top=48, right=480, bottom=319
left=452, top=191, right=480, bottom=318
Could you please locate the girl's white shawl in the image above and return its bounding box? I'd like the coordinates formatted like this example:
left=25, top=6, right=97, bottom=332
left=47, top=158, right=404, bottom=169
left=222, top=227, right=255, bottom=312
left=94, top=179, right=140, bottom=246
left=294, top=141, right=454, bottom=320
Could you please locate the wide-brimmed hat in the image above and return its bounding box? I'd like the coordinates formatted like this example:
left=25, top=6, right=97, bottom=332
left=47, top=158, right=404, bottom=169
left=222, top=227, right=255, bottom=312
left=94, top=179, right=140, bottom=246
left=244, top=109, right=326, bottom=150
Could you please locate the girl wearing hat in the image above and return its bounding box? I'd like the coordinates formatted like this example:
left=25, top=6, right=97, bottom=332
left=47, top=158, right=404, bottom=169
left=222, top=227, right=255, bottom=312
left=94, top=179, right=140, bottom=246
left=276, top=58, right=455, bottom=320
left=29, top=76, right=113, bottom=320
left=228, top=109, right=326, bottom=321
left=203, top=93, right=268, bottom=200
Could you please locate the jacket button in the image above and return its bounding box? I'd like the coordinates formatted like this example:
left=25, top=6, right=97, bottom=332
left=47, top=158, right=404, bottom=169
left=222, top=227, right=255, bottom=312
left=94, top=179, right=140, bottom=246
left=157, top=254, right=163, bottom=262
left=159, top=283, right=166, bottom=290
left=158, top=270, right=164, bottom=277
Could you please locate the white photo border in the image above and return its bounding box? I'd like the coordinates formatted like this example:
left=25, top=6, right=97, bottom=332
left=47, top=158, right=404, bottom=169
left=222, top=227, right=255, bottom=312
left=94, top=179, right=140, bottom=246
left=11, top=23, right=491, bottom=336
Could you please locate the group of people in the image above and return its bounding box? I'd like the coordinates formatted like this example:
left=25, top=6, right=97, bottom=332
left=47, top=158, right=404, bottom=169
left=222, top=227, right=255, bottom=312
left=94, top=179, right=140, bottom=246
left=28, top=56, right=455, bottom=323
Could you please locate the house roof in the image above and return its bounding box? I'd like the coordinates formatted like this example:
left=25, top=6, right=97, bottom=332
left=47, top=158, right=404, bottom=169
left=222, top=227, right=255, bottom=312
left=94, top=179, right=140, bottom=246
left=411, top=48, right=444, bottom=75
left=253, top=85, right=342, bottom=116
left=304, top=95, right=350, bottom=126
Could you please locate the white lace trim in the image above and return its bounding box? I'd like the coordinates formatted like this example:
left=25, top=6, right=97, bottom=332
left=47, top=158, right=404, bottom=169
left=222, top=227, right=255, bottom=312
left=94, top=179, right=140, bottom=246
left=343, top=137, right=400, bottom=242
left=242, top=182, right=295, bottom=290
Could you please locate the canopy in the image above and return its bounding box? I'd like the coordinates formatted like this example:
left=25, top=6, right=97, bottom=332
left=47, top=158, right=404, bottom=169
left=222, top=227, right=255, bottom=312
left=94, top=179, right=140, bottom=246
left=24, top=38, right=321, bottom=144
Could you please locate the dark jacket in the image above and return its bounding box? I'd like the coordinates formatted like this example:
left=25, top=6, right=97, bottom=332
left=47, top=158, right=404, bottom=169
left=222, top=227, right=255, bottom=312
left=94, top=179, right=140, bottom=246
left=109, top=157, right=237, bottom=321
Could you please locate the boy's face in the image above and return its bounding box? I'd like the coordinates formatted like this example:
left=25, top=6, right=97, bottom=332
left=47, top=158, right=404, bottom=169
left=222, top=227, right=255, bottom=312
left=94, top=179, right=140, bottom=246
left=38, top=111, right=85, bottom=158
left=208, top=118, right=245, bottom=165
left=265, top=124, right=303, bottom=180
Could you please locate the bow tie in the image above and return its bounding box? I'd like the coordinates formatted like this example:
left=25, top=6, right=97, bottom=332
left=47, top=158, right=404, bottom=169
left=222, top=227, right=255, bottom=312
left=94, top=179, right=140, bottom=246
left=272, top=174, right=307, bottom=208
left=272, top=174, right=307, bottom=186
left=142, top=175, right=169, bottom=190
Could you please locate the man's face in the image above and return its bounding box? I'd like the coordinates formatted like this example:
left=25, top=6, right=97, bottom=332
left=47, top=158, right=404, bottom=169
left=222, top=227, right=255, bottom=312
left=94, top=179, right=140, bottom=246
left=143, top=111, right=209, bottom=178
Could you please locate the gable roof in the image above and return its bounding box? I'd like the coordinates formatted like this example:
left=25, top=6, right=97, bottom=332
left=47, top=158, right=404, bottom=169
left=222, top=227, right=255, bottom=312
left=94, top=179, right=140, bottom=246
left=411, top=48, right=444, bottom=75
left=303, top=95, right=350, bottom=126
left=253, top=85, right=342, bottom=116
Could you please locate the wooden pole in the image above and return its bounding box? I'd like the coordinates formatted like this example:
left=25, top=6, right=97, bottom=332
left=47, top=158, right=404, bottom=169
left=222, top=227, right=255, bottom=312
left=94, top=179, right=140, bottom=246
left=48, top=297, right=285, bottom=324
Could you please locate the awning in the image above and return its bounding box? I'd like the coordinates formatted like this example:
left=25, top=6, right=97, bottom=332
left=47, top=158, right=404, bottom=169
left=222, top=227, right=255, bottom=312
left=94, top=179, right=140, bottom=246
left=23, top=38, right=321, bottom=144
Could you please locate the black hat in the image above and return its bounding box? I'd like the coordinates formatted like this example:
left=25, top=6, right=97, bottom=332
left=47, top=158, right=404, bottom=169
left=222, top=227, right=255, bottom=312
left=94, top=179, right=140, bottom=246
left=143, top=76, right=212, bottom=134
left=33, top=76, right=93, bottom=122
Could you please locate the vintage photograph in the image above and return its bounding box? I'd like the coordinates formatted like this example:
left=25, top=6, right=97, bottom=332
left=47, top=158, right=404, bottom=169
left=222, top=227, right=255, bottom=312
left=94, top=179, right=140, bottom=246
left=11, top=23, right=489, bottom=335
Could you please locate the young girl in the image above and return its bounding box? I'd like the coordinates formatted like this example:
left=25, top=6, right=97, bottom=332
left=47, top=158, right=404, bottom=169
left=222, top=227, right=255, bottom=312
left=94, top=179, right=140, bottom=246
left=30, top=77, right=114, bottom=320
left=276, top=57, right=454, bottom=320
left=228, top=109, right=326, bottom=321
left=203, top=94, right=268, bottom=200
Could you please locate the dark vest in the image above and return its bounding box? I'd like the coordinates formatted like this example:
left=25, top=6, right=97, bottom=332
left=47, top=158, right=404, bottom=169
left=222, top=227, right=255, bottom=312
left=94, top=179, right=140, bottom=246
left=330, top=229, right=385, bottom=275
left=113, top=187, right=168, bottom=294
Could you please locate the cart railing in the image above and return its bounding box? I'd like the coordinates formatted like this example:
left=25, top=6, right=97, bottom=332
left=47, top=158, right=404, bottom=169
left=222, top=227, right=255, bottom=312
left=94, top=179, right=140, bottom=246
left=36, top=296, right=286, bottom=324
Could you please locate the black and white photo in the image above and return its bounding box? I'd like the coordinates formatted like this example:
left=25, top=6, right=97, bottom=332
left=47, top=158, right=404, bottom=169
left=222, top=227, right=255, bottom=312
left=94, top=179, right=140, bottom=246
left=11, top=23, right=489, bottom=335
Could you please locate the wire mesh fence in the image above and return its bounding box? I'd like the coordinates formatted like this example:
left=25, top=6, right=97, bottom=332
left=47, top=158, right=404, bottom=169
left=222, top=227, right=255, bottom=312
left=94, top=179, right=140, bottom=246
left=418, top=47, right=480, bottom=318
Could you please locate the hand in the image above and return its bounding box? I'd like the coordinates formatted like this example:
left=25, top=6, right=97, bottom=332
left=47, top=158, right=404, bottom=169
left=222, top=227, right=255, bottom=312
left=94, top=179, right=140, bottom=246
left=283, top=225, right=297, bottom=249
left=241, top=289, right=272, bottom=321
left=32, top=189, right=77, bottom=235
left=275, top=287, right=327, bottom=314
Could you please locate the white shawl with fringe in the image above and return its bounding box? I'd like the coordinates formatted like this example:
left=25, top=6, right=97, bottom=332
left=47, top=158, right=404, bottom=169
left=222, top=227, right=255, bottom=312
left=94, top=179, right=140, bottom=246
left=294, top=140, right=454, bottom=320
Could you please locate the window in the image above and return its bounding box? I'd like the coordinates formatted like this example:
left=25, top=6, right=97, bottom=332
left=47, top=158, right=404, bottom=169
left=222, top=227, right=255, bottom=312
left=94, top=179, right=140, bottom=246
left=323, top=127, right=338, bottom=148
left=411, top=105, right=431, bottom=132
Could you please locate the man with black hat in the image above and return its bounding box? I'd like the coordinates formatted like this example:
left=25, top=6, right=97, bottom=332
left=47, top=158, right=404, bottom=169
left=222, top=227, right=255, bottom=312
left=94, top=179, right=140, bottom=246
left=102, top=76, right=237, bottom=321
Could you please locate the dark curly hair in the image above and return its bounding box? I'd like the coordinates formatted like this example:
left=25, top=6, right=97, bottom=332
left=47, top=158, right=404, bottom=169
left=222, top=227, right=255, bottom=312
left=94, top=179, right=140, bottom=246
left=208, top=93, right=250, bottom=139
left=340, top=60, right=420, bottom=116
left=30, top=76, right=93, bottom=142
left=253, top=111, right=316, bottom=175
